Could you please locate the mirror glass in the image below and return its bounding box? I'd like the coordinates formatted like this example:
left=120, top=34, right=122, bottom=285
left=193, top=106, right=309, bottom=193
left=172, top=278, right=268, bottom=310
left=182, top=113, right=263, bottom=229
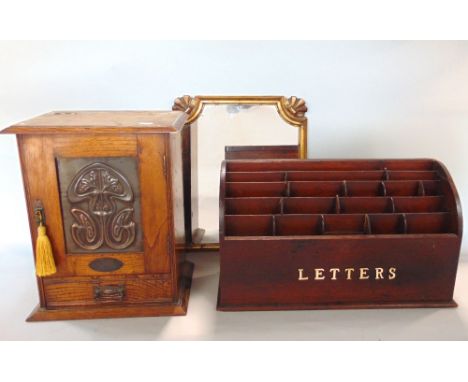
left=192, top=103, right=299, bottom=243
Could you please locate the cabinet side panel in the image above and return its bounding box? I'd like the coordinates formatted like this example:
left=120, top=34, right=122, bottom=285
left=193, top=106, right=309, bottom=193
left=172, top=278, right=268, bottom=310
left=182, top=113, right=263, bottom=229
left=170, top=132, right=185, bottom=245
left=169, top=132, right=186, bottom=295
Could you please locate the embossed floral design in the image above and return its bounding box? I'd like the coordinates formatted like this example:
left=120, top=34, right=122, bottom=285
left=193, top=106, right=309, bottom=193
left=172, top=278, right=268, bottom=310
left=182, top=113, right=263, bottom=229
left=68, top=163, right=136, bottom=250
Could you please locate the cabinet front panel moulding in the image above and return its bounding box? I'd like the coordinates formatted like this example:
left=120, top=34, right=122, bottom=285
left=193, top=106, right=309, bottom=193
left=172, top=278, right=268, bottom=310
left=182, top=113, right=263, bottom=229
left=17, top=135, right=46, bottom=307
left=18, top=134, right=157, bottom=278
left=68, top=253, right=145, bottom=276
left=137, top=134, right=172, bottom=275
left=18, top=135, right=72, bottom=277
left=51, top=134, right=138, bottom=158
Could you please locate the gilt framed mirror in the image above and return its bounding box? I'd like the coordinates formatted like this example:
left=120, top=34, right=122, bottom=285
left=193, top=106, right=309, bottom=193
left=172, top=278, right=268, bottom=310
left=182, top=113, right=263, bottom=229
left=172, top=95, right=308, bottom=251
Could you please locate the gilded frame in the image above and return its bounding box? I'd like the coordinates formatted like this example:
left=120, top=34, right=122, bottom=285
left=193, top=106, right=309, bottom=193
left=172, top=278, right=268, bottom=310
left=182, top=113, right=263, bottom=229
left=172, top=95, right=309, bottom=250
left=173, top=95, right=308, bottom=158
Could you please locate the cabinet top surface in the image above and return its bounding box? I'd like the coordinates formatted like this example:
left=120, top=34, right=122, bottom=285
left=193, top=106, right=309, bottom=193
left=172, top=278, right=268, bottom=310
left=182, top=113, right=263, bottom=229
left=2, top=111, right=188, bottom=134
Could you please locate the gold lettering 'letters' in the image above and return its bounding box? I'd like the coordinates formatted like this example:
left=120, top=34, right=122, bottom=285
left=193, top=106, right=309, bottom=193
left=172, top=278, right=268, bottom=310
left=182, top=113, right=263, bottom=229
left=329, top=268, right=340, bottom=280
left=345, top=268, right=354, bottom=280
left=298, top=268, right=309, bottom=281
left=297, top=267, right=398, bottom=281
left=359, top=268, right=370, bottom=280
left=375, top=267, right=384, bottom=280
left=314, top=268, right=325, bottom=280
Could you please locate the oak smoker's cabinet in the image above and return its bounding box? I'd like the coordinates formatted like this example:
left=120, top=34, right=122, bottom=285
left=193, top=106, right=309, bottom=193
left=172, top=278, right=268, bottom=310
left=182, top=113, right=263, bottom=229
left=3, top=111, right=193, bottom=321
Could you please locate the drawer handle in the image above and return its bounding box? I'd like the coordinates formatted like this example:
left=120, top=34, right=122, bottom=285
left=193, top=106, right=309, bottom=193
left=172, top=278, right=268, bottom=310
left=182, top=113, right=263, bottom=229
left=93, top=285, right=125, bottom=302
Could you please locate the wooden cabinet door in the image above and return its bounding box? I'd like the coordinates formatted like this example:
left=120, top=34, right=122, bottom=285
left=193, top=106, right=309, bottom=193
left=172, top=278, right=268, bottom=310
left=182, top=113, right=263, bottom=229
left=19, top=134, right=174, bottom=279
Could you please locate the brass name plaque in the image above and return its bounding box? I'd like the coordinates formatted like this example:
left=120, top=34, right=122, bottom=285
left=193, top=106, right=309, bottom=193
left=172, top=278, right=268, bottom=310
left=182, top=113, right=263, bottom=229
left=297, top=267, right=397, bottom=281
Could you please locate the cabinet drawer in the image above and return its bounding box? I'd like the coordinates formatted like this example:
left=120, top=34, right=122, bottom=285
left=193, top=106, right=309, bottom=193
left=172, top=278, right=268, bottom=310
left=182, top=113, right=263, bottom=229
left=43, top=275, right=173, bottom=308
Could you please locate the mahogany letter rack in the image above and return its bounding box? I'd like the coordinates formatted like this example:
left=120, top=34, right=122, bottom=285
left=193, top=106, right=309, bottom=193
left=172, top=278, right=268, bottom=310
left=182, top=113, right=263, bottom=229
left=218, top=159, right=462, bottom=311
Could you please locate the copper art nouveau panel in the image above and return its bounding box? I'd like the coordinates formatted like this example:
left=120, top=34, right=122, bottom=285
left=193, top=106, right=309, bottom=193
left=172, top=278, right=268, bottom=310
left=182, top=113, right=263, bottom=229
left=57, top=157, right=143, bottom=253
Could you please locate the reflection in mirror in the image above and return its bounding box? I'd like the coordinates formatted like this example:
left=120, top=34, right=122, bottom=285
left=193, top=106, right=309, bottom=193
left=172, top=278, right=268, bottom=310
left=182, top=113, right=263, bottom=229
left=194, top=104, right=300, bottom=243
left=173, top=95, right=308, bottom=250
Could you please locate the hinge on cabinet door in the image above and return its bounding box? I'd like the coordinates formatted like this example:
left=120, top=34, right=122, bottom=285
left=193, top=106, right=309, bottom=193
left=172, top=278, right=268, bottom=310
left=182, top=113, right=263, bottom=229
left=163, top=154, right=167, bottom=178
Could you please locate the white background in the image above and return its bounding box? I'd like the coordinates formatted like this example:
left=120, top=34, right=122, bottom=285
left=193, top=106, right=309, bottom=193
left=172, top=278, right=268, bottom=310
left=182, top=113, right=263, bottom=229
left=0, top=41, right=467, bottom=341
